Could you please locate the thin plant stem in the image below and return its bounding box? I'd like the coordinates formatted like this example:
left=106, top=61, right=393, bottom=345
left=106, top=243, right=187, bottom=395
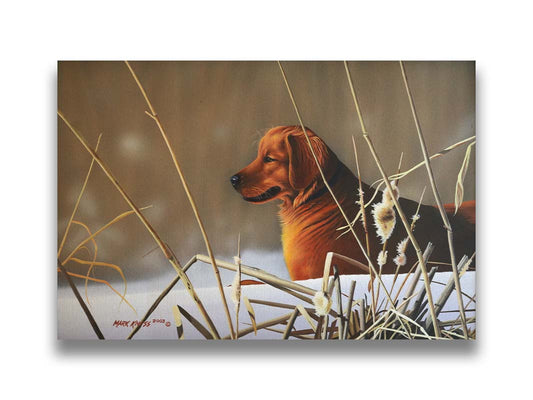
left=57, top=133, right=102, bottom=258
left=277, top=61, right=398, bottom=313
left=343, top=61, right=441, bottom=337
left=425, top=255, right=469, bottom=331
left=352, top=135, right=375, bottom=321
left=58, top=260, right=104, bottom=339
left=352, top=136, right=371, bottom=258
left=282, top=308, right=300, bottom=339
left=388, top=185, right=427, bottom=296
left=127, top=255, right=197, bottom=339
left=399, top=60, right=468, bottom=339
left=344, top=280, right=357, bottom=339
left=68, top=220, right=99, bottom=306
left=124, top=61, right=235, bottom=340
left=235, top=233, right=242, bottom=337
left=279, top=61, right=415, bottom=339
left=339, top=137, right=474, bottom=237
left=225, top=312, right=293, bottom=339
left=376, top=153, right=404, bottom=309
left=333, top=266, right=344, bottom=340
left=61, top=206, right=152, bottom=265
left=411, top=186, right=426, bottom=231
left=370, top=136, right=475, bottom=188
left=195, top=254, right=316, bottom=297
left=63, top=264, right=136, bottom=314
left=58, top=111, right=220, bottom=340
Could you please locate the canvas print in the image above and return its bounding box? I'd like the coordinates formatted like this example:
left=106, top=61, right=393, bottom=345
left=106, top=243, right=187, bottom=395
left=57, top=61, right=475, bottom=340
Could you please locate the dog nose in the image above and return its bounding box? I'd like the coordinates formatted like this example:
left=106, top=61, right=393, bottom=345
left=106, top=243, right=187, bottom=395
left=230, top=174, right=241, bottom=187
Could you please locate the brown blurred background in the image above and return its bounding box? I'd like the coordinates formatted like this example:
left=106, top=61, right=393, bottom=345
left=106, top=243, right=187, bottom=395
left=58, top=61, right=475, bottom=287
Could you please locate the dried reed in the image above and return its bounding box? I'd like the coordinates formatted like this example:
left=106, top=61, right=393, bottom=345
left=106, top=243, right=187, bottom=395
left=58, top=111, right=220, bottom=339
left=277, top=61, right=400, bottom=316
left=124, top=61, right=235, bottom=340
left=344, top=61, right=442, bottom=337
left=57, top=260, right=104, bottom=339
left=399, top=60, right=468, bottom=338
left=57, top=133, right=102, bottom=258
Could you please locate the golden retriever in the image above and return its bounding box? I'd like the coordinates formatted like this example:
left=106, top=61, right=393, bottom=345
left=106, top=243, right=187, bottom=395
left=231, top=126, right=475, bottom=281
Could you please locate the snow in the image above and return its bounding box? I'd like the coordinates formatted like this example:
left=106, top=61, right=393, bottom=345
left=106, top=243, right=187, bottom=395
left=58, top=270, right=475, bottom=340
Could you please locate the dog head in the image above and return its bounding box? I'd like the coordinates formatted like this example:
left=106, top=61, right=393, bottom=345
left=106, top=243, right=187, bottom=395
left=231, top=126, right=338, bottom=206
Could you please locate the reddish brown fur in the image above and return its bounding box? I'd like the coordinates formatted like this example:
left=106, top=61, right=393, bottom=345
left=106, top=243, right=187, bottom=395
left=232, top=126, right=475, bottom=281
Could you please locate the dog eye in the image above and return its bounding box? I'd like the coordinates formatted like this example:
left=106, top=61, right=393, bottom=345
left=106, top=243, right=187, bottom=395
left=263, top=156, right=276, bottom=163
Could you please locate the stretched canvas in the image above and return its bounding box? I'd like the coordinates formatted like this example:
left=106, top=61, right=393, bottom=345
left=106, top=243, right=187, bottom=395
left=57, top=61, right=475, bottom=340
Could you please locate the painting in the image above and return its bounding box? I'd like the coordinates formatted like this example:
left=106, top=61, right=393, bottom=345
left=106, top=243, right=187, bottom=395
left=57, top=61, right=475, bottom=340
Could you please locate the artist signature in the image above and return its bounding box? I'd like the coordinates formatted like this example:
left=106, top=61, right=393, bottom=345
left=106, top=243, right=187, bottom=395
left=113, top=318, right=171, bottom=328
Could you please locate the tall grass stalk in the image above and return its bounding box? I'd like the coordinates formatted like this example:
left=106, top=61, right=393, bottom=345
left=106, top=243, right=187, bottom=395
left=351, top=135, right=375, bottom=319
left=58, top=111, right=220, bottom=339
left=277, top=61, right=399, bottom=315
left=57, top=133, right=102, bottom=258
left=61, top=206, right=152, bottom=265
left=124, top=61, right=235, bottom=340
left=127, top=255, right=197, bottom=339
left=399, top=60, right=468, bottom=339
left=343, top=61, right=441, bottom=337
left=57, top=260, right=104, bottom=339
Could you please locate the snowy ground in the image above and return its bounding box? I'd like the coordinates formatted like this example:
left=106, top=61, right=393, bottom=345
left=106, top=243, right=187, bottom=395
left=58, top=262, right=475, bottom=340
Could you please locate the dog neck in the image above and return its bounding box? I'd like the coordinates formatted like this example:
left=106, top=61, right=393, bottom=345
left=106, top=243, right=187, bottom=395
left=297, top=164, right=343, bottom=206
left=279, top=163, right=354, bottom=224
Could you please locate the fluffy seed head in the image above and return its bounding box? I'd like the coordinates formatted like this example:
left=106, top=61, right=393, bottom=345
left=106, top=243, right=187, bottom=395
left=393, top=253, right=406, bottom=267
left=377, top=250, right=388, bottom=268
left=392, top=237, right=409, bottom=267
left=313, top=291, right=332, bottom=316
left=383, top=183, right=400, bottom=205
left=372, top=202, right=396, bottom=243
left=396, top=237, right=409, bottom=255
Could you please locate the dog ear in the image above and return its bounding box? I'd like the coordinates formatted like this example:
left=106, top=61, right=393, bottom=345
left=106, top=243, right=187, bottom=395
left=285, top=131, right=329, bottom=190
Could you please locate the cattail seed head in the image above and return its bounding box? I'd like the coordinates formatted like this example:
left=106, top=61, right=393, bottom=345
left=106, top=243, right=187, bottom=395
left=372, top=184, right=399, bottom=243
left=377, top=250, right=388, bottom=268
left=313, top=291, right=332, bottom=316
left=383, top=183, right=400, bottom=205
left=393, top=237, right=409, bottom=267
left=372, top=202, right=396, bottom=243
left=393, top=253, right=406, bottom=267
left=396, top=237, right=409, bottom=255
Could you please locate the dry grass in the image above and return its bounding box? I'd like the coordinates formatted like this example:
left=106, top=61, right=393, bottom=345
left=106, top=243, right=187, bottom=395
left=57, top=61, right=476, bottom=340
